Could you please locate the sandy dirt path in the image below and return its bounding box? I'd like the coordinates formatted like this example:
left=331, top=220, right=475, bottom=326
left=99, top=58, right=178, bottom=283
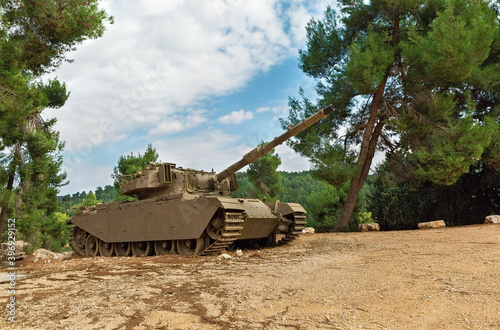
left=1, top=224, right=500, bottom=329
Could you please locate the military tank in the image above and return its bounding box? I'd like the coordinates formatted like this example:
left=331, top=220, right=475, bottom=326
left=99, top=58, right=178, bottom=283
left=69, top=105, right=333, bottom=257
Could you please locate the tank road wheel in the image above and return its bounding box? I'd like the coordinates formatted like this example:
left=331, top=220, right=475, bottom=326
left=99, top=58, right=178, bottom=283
left=71, top=227, right=87, bottom=256
left=206, top=211, right=225, bottom=239
left=131, top=241, right=152, bottom=257
left=114, top=242, right=131, bottom=257
left=85, top=235, right=100, bottom=257
left=154, top=240, right=175, bottom=255
left=259, top=233, right=276, bottom=248
left=99, top=240, right=114, bottom=257
left=176, top=237, right=206, bottom=256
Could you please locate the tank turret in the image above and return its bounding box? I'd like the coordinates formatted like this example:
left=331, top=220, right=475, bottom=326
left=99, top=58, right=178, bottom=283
left=69, top=105, right=333, bottom=257
left=118, top=105, right=334, bottom=200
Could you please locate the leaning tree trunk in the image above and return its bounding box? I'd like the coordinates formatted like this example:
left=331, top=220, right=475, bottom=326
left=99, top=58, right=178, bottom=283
left=333, top=119, right=385, bottom=231
left=333, top=81, right=388, bottom=232
left=332, top=14, right=400, bottom=232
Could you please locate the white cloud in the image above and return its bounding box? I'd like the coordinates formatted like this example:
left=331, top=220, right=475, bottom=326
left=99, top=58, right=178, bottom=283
left=47, top=0, right=310, bottom=147
left=152, top=128, right=311, bottom=175
left=45, top=0, right=327, bottom=194
left=153, top=129, right=248, bottom=173
left=275, top=144, right=311, bottom=172
left=149, top=110, right=209, bottom=136
left=217, top=109, right=254, bottom=125
left=256, top=106, right=271, bottom=113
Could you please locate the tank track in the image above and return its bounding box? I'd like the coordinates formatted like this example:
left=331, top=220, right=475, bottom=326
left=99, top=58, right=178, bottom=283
left=277, top=212, right=307, bottom=245
left=69, top=210, right=246, bottom=257
left=200, top=211, right=245, bottom=255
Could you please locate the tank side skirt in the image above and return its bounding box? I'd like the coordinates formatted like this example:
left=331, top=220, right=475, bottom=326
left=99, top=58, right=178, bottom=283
left=71, top=197, right=220, bottom=242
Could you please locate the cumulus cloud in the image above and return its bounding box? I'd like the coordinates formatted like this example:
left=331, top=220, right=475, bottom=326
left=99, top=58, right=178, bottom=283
left=45, top=0, right=326, bottom=193
left=149, top=110, right=209, bottom=136
left=217, top=110, right=254, bottom=125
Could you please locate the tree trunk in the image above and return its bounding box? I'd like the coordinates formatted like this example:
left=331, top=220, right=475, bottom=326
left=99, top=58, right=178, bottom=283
left=333, top=79, right=388, bottom=231
left=333, top=119, right=385, bottom=231
left=0, top=162, right=16, bottom=238
left=332, top=14, right=400, bottom=232
left=0, top=142, right=22, bottom=238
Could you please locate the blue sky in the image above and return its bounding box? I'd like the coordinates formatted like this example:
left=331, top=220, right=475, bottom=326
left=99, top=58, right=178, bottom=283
left=45, top=0, right=330, bottom=195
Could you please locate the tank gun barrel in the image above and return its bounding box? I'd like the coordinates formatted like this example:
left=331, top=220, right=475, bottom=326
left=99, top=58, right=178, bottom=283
left=217, top=105, right=334, bottom=182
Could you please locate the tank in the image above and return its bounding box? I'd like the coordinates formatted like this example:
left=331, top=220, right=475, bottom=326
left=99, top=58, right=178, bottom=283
left=69, top=105, right=333, bottom=257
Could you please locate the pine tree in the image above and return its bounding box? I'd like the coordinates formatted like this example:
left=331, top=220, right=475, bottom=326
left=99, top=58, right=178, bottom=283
left=247, top=145, right=283, bottom=201
left=283, top=0, right=499, bottom=231
left=0, top=1, right=112, bottom=241
left=112, top=143, right=160, bottom=194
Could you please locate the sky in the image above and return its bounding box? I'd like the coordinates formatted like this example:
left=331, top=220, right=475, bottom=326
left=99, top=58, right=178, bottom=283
left=45, top=0, right=331, bottom=195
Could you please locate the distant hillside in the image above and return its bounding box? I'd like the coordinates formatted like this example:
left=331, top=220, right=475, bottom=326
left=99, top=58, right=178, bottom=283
left=231, top=171, right=322, bottom=212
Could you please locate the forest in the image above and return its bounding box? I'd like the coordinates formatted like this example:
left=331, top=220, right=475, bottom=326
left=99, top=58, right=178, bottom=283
left=1, top=0, right=499, bottom=253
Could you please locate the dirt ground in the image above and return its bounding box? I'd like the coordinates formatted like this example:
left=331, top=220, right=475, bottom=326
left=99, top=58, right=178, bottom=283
left=1, top=224, right=500, bottom=329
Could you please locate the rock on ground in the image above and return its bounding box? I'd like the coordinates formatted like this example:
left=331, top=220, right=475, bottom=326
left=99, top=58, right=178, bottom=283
left=358, top=223, right=380, bottom=231
left=32, top=249, right=74, bottom=262
left=418, top=220, right=446, bottom=229
left=485, top=215, right=500, bottom=224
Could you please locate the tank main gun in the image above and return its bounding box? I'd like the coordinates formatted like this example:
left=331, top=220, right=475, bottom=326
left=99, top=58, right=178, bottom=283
left=216, top=105, right=334, bottom=182
left=70, top=105, right=334, bottom=257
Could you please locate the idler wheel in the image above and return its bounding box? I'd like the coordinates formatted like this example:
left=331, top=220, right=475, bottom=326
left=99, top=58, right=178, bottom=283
left=99, top=240, right=115, bottom=257
left=154, top=240, right=175, bottom=255
left=114, top=242, right=131, bottom=257
left=71, top=227, right=87, bottom=256
left=84, top=235, right=100, bottom=257
left=176, top=237, right=206, bottom=256
left=206, top=214, right=225, bottom=239
left=131, top=241, right=152, bottom=257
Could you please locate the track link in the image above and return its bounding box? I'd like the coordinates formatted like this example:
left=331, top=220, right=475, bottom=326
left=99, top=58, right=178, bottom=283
left=278, top=212, right=306, bottom=245
left=200, top=211, right=246, bottom=256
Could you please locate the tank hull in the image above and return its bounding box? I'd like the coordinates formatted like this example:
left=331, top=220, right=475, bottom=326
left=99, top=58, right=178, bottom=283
left=69, top=195, right=306, bottom=256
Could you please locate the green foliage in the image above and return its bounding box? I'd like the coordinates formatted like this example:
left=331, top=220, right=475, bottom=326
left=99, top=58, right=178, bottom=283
left=307, top=181, right=370, bottom=232
left=412, top=115, right=497, bottom=185
left=347, top=28, right=394, bottom=94
left=95, top=185, right=118, bottom=203
left=231, top=173, right=252, bottom=198
left=38, top=212, right=71, bottom=253
left=369, top=161, right=500, bottom=230
left=231, top=171, right=323, bottom=213
left=82, top=191, right=100, bottom=207
left=58, top=185, right=117, bottom=217
left=0, top=0, right=112, bottom=250
left=277, top=171, right=323, bottom=211
left=112, top=143, right=159, bottom=189
left=358, top=211, right=375, bottom=224
left=283, top=0, right=500, bottom=230
left=306, top=182, right=348, bottom=232
left=246, top=145, right=283, bottom=201
left=0, top=0, right=112, bottom=74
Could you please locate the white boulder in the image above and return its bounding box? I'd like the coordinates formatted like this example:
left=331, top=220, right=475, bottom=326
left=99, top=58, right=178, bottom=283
left=485, top=215, right=500, bottom=224
left=358, top=223, right=380, bottom=232
left=418, top=220, right=446, bottom=229
left=33, top=249, right=74, bottom=262
left=302, top=227, right=315, bottom=234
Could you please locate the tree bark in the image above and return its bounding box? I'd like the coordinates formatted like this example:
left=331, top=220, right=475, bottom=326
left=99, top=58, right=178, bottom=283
left=0, top=161, right=16, bottom=238
left=0, top=141, right=22, bottom=238
left=333, top=118, right=385, bottom=231
left=332, top=72, right=388, bottom=232
left=332, top=14, right=400, bottom=232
